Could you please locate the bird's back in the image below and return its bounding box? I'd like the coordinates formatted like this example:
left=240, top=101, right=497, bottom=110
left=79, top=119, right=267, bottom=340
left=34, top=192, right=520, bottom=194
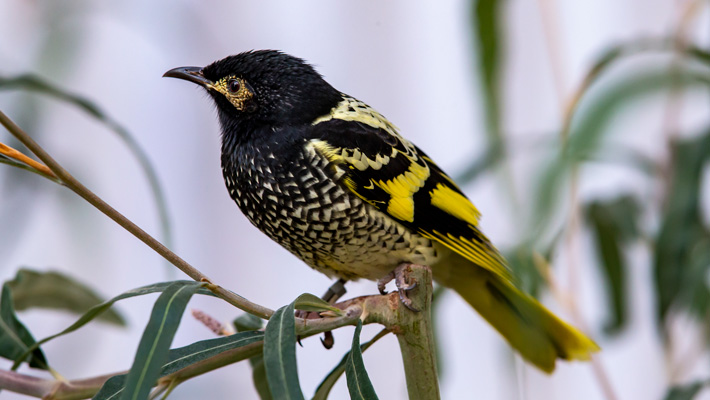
left=220, top=122, right=439, bottom=281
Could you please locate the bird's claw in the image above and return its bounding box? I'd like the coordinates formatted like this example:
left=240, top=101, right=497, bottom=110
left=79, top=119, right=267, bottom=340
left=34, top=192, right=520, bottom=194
left=377, top=271, right=395, bottom=295
left=380, top=263, right=420, bottom=312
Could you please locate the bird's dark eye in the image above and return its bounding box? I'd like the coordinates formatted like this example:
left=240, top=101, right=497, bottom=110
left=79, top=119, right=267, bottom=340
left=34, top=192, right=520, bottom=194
left=227, top=79, right=241, bottom=93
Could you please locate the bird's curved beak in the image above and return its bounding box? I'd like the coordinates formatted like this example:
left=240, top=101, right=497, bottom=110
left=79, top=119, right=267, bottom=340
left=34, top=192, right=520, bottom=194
left=163, top=66, right=212, bottom=87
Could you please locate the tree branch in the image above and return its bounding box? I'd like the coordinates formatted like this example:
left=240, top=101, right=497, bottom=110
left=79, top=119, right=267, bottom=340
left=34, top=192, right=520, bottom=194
left=0, top=109, right=273, bottom=320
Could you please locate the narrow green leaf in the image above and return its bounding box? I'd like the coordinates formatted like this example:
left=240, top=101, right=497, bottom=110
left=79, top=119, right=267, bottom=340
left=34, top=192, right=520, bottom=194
left=654, top=131, right=710, bottom=326
left=161, top=331, right=263, bottom=375
left=344, top=320, right=378, bottom=400
left=13, top=281, right=214, bottom=370
left=234, top=314, right=271, bottom=400
left=585, top=196, right=640, bottom=334
left=0, top=73, right=174, bottom=257
left=530, top=42, right=710, bottom=241
left=293, top=293, right=343, bottom=316
left=472, top=0, right=503, bottom=142
left=120, top=281, right=204, bottom=400
left=0, top=283, right=47, bottom=369
left=93, top=331, right=264, bottom=399
left=94, top=375, right=127, bottom=400
left=663, top=380, right=708, bottom=400
left=234, top=313, right=265, bottom=332
left=531, top=67, right=710, bottom=242
left=7, top=268, right=125, bottom=326
left=263, top=302, right=304, bottom=400
left=313, top=329, right=386, bottom=400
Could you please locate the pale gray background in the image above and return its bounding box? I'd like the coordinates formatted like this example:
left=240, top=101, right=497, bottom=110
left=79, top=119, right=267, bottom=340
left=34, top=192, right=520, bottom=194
left=1, top=1, right=709, bottom=399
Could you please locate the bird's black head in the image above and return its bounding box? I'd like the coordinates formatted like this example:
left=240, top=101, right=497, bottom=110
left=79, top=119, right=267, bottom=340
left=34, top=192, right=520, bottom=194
left=164, top=50, right=342, bottom=132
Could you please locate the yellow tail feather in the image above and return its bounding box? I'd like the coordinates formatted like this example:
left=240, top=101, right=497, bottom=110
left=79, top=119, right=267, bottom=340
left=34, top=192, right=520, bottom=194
left=434, top=252, right=600, bottom=373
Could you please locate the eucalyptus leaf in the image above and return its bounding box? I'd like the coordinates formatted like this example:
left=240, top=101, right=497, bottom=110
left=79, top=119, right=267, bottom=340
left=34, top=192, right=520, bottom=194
left=293, top=293, right=343, bottom=315
left=7, top=268, right=124, bottom=326
left=472, top=0, right=503, bottom=142
left=313, top=329, right=386, bottom=400
left=663, top=380, right=708, bottom=400
left=345, top=320, right=378, bottom=400
left=654, top=131, right=710, bottom=326
left=93, top=331, right=264, bottom=399
left=532, top=67, right=710, bottom=242
left=263, top=301, right=304, bottom=400
left=234, top=314, right=271, bottom=400
left=13, top=281, right=214, bottom=370
left=234, top=313, right=265, bottom=333
left=584, top=196, right=640, bottom=334
left=0, top=283, right=47, bottom=369
left=119, top=281, right=205, bottom=400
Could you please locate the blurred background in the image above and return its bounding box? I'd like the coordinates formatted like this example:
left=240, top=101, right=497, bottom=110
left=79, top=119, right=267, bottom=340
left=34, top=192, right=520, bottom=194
left=1, top=0, right=709, bottom=399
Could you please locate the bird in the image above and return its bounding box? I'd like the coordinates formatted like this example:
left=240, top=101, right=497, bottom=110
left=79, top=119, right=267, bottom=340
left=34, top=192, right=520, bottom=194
left=164, top=50, right=599, bottom=373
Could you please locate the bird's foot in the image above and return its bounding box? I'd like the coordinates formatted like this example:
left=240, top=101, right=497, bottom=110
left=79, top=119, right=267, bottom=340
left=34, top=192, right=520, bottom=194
left=378, top=263, right=420, bottom=312
left=295, top=278, right=347, bottom=349
left=377, top=271, right=395, bottom=295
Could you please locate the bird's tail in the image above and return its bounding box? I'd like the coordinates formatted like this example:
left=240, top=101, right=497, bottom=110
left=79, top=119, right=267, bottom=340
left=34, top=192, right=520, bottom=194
left=434, top=253, right=600, bottom=373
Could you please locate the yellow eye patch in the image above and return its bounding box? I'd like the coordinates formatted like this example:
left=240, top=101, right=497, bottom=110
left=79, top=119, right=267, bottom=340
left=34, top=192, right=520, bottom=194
left=209, top=76, right=254, bottom=111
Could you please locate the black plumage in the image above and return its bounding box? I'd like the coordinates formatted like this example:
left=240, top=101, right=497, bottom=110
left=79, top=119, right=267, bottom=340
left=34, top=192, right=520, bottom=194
left=164, top=50, right=599, bottom=372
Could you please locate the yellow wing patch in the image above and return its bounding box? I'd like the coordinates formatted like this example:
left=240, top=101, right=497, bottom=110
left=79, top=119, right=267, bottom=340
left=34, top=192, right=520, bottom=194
left=421, top=230, right=513, bottom=281
left=429, top=183, right=481, bottom=225
left=309, top=137, right=430, bottom=223
left=375, top=160, right=429, bottom=222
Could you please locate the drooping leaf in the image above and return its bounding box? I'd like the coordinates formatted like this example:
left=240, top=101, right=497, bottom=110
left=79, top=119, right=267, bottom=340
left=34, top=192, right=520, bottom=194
left=663, top=380, right=708, bottom=400
left=0, top=73, right=174, bottom=256
left=93, top=331, right=264, bottom=399
left=0, top=283, right=47, bottom=369
left=234, top=313, right=265, bottom=333
left=94, top=375, right=127, bottom=400
left=531, top=67, right=710, bottom=243
left=263, top=301, right=304, bottom=400
left=160, top=331, right=263, bottom=376
left=313, top=329, right=387, bottom=400
left=119, top=281, right=205, bottom=400
left=472, top=0, right=503, bottom=142
left=584, top=196, right=640, bottom=334
left=455, top=0, right=506, bottom=187
left=345, top=320, right=379, bottom=400
left=293, top=293, right=343, bottom=316
left=7, top=268, right=124, bottom=325
left=234, top=314, right=271, bottom=400
left=14, top=281, right=214, bottom=369
left=654, top=131, right=710, bottom=328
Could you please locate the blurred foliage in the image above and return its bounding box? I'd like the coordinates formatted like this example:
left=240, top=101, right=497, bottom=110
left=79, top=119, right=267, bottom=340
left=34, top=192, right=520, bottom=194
left=6, top=268, right=125, bottom=326
left=0, top=283, right=47, bottom=370
left=663, top=380, right=710, bottom=400
left=0, top=74, right=174, bottom=253
left=464, top=1, right=710, bottom=398
left=654, top=131, right=710, bottom=328
left=584, top=196, right=640, bottom=334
